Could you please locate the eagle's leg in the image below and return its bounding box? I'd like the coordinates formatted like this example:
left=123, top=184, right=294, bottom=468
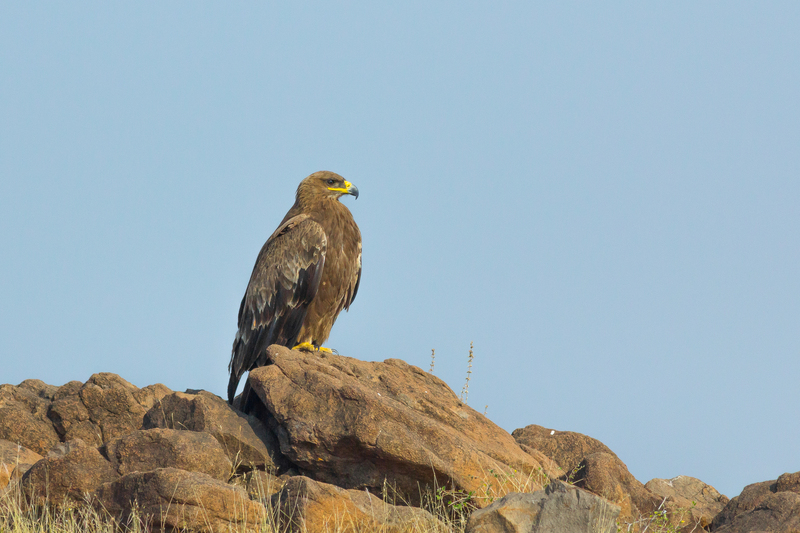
left=292, top=342, right=334, bottom=353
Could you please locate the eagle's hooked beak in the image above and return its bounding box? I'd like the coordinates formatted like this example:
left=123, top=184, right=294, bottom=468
left=329, top=180, right=359, bottom=199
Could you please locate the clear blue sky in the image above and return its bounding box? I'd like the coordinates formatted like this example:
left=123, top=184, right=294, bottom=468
left=2, top=3, right=798, bottom=500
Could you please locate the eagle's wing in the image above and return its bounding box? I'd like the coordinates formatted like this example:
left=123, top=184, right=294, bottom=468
left=228, top=214, right=326, bottom=403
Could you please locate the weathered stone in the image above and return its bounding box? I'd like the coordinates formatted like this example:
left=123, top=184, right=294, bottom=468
left=645, top=475, right=728, bottom=530
left=465, top=480, right=620, bottom=533
left=48, top=438, right=89, bottom=459
left=20, top=445, right=118, bottom=506
left=16, top=379, right=59, bottom=401
left=574, top=452, right=661, bottom=528
left=777, top=471, right=800, bottom=494
left=239, top=470, right=287, bottom=501
left=0, top=399, right=60, bottom=455
left=248, top=346, right=548, bottom=503
left=94, top=468, right=265, bottom=533
left=0, top=440, right=43, bottom=489
left=143, top=390, right=280, bottom=472
left=47, top=373, right=172, bottom=446
left=712, top=474, right=800, bottom=532
left=104, top=428, right=232, bottom=481
left=512, top=424, right=617, bottom=477
left=273, top=476, right=441, bottom=533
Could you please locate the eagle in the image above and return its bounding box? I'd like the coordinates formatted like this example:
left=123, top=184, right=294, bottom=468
left=228, top=171, right=362, bottom=407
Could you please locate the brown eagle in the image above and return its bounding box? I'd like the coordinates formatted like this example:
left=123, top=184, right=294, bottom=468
left=228, top=171, right=362, bottom=406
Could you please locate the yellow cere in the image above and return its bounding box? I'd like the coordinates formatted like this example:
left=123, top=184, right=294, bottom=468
left=327, top=180, right=352, bottom=194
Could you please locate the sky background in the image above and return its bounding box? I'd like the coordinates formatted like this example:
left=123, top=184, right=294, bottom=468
left=2, top=3, right=798, bottom=500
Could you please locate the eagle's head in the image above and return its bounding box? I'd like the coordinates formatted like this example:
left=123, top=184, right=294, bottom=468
left=298, top=171, right=359, bottom=201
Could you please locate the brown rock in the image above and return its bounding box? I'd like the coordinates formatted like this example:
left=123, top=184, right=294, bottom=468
left=512, top=424, right=617, bottom=477
left=465, top=480, right=620, bottom=533
left=143, top=390, right=281, bottom=473
left=248, top=346, right=548, bottom=503
left=20, top=445, right=118, bottom=506
left=0, top=382, right=60, bottom=455
left=712, top=474, right=800, bottom=532
left=104, top=428, right=233, bottom=481
left=574, top=452, right=661, bottom=528
left=273, top=476, right=441, bottom=533
left=777, top=471, right=800, bottom=494
left=645, top=475, right=729, bottom=530
left=47, top=373, right=172, bottom=446
left=0, top=440, right=43, bottom=489
left=94, top=467, right=265, bottom=532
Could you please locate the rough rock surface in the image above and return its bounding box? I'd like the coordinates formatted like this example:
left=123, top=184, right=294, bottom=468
left=0, top=383, right=61, bottom=454
left=21, top=445, right=118, bottom=505
left=574, top=452, right=662, bottom=528
left=47, top=373, right=171, bottom=446
left=645, top=475, right=729, bottom=530
left=0, top=440, right=43, bottom=489
left=465, top=480, right=620, bottom=533
left=273, top=476, right=442, bottom=533
left=143, top=390, right=281, bottom=472
left=94, top=468, right=265, bottom=533
left=711, top=473, right=800, bottom=532
left=104, top=428, right=233, bottom=481
left=248, top=346, right=548, bottom=501
left=512, top=424, right=617, bottom=477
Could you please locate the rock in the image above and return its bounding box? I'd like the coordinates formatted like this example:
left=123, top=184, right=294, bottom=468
left=512, top=424, right=617, bottom=477
left=0, top=440, right=43, bottom=489
left=645, top=475, right=729, bottom=530
left=573, top=452, right=662, bottom=528
left=47, top=373, right=172, bottom=447
left=0, top=383, right=61, bottom=454
left=273, top=476, right=441, bottom=533
left=465, top=479, right=620, bottom=533
left=142, top=390, right=281, bottom=472
left=777, top=471, right=800, bottom=494
left=711, top=474, right=800, bottom=532
left=103, top=428, right=233, bottom=481
left=94, top=467, right=265, bottom=533
left=237, top=470, right=290, bottom=501
left=48, top=438, right=89, bottom=458
left=20, top=445, right=118, bottom=506
left=248, top=346, right=548, bottom=503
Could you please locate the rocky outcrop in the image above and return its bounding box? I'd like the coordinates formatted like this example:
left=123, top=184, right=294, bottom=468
left=104, top=428, right=233, bottom=481
left=646, top=475, right=729, bottom=530
left=573, top=452, right=662, bottom=528
left=94, top=468, right=265, bottom=533
left=48, top=374, right=171, bottom=447
left=512, top=424, right=617, bottom=478
left=272, top=476, right=441, bottom=533
left=247, top=345, right=549, bottom=502
left=465, top=480, right=620, bottom=533
left=0, top=440, right=42, bottom=489
left=0, top=382, right=61, bottom=454
left=20, top=444, right=118, bottom=506
left=142, top=390, right=282, bottom=473
left=711, top=472, right=800, bottom=532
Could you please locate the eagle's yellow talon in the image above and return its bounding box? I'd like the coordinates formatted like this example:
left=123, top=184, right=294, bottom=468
left=292, top=342, right=333, bottom=353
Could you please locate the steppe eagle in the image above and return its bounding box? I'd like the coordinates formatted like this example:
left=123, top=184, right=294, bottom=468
left=228, top=171, right=362, bottom=407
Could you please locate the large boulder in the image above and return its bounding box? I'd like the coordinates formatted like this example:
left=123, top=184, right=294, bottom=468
left=103, top=428, right=233, bottom=481
left=94, top=468, right=265, bottom=533
left=273, top=476, right=442, bottom=533
left=0, top=440, right=43, bottom=489
left=0, top=383, right=61, bottom=454
left=645, top=475, right=728, bottom=530
left=465, top=480, right=620, bottom=533
left=142, top=390, right=282, bottom=472
left=47, top=374, right=171, bottom=446
left=247, top=346, right=549, bottom=503
left=573, top=452, right=662, bottom=528
left=512, top=424, right=617, bottom=478
left=20, top=444, right=118, bottom=506
left=711, top=472, right=800, bottom=532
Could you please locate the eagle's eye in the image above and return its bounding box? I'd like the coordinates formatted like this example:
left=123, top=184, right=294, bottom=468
left=326, top=178, right=336, bottom=185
